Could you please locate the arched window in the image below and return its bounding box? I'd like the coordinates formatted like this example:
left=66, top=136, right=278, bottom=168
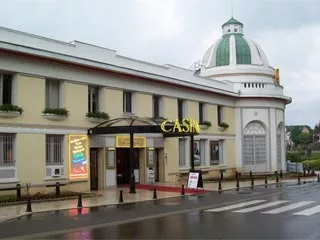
left=243, top=121, right=267, bottom=165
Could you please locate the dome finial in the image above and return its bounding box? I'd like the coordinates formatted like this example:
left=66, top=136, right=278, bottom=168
left=230, top=0, right=234, bottom=18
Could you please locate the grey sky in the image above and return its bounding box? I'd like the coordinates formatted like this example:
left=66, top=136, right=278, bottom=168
left=0, top=0, right=319, bottom=127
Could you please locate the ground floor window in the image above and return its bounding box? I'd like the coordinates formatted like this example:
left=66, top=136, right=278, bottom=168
left=46, top=135, right=64, bottom=166
left=0, top=133, right=15, bottom=167
left=179, top=138, right=186, bottom=167
left=210, top=140, right=223, bottom=165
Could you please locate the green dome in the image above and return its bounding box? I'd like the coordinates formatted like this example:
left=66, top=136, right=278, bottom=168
left=215, top=34, right=251, bottom=67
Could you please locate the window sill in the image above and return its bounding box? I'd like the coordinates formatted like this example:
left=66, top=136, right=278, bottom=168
left=44, top=177, right=68, bottom=182
left=0, top=178, right=20, bottom=184
left=178, top=167, right=190, bottom=173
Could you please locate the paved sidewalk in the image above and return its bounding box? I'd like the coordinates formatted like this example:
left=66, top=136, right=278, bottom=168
left=0, top=176, right=315, bottom=224
left=0, top=187, right=186, bottom=223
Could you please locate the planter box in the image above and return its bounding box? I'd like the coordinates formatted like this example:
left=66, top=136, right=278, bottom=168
left=42, top=114, right=68, bottom=121
left=0, top=111, right=21, bottom=118
left=218, top=126, right=227, bottom=131
left=86, top=117, right=107, bottom=124
left=200, top=125, right=209, bottom=130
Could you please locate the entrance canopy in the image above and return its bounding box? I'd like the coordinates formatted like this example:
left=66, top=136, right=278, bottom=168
left=87, top=116, right=199, bottom=138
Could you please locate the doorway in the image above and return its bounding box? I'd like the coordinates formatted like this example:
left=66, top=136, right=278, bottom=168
left=90, top=148, right=99, bottom=191
left=116, top=148, right=140, bottom=185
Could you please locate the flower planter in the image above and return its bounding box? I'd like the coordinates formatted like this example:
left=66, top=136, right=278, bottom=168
left=86, top=117, right=107, bottom=124
left=200, top=125, right=209, bottom=130
left=218, top=126, right=227, bottom=131
left=42, top=114, right=67, bottom=121
left=0, top=111, right=21, bottom=118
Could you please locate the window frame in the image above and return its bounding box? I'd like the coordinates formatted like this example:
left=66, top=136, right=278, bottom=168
left=46, top=134, right=64, bottom=166
left=0, top=133, right=16, bottom=167
left=88, top=85, right=100, bottom=113
left=45, top=79, right=61, bottom=109
left=0, top=73, right=13, bottom=105
left=123, top=91, right=134, bottom=114
left=179, top=138, right=186, bottom=167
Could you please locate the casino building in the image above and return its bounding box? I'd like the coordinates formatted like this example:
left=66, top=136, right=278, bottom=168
left=0, top=17, right=291, bottom=193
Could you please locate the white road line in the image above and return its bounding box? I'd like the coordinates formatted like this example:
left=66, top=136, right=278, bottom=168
left=233, top=200, right=289, bottom=213
left=293, top=204, right=320, bottom=216
left=262, top=201, right=316, bottom=214
left=205, top=200, right=267, bottom=212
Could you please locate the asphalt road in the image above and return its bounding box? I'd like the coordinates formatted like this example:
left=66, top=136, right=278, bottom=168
left=1, top=181, right=320, bottom=239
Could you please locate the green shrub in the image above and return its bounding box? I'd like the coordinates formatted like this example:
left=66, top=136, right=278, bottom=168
left=302, top=159, right=320, bottom=170
left=42, top=108, right=69, bottom=116
left=86, top=112, right=109, bottom=120
left=286, top=152, right=303, bottom=162
left=0, top=104, right=23, bottom=113
left=202, top=121, right=212, bottom=127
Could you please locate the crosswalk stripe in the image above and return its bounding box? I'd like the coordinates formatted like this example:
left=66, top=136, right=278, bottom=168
left=261, top=201, right=316, bottom=214
left=233, top=200, right=289, bottom=213
left=293, top=204, right=320, bottom=216
left=205, top=200, right=267, bottom=212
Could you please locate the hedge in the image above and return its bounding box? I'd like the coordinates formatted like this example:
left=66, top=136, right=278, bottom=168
left=302, top=159, right=320, bottom=170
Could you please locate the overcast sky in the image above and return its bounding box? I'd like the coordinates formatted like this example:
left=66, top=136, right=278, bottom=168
left=0, top=0, right=319, bottom=127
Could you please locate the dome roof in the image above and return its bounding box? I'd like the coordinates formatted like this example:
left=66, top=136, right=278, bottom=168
left=202, top=17, right=270, bottom=69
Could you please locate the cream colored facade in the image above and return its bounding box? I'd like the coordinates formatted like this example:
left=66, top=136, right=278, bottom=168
left=0, top=18, right=291, bottom=193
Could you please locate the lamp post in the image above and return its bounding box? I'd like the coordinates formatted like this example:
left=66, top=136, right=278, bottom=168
left=190, top=134, right=195, bottom=171
left=129, top=131, right=136, bottom=193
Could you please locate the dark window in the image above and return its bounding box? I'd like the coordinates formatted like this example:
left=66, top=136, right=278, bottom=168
left=199, top=102, right=204, bottom=124
left=123, top=92, right=132, bottom=113
left=217, top=105, right=223, bottom=125
left=178, top=99, right=183, bottom=121
left=88, top=86, right=99, bottom=113
left=210, top=141, right=220, bottom=165
left=2, top=74, right=12, bottom=104
left=153, top=95, right=160, bottom=118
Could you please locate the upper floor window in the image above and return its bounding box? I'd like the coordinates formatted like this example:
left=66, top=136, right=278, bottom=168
left=178, top=99, right=186, bottom=121
left=153, top=95, right=161, bottom=118
left=46, top=79, right=61, bottom=109
left=0, top=133, right=15, bottom=167
left=199, top=102, right=204, bottom=124
left=123, top=91, right=134, bottom=113
left=46, top=134, right=64, bottom=166
left=217, top=105, right=223, bottom=126
left=88, top=86, right=100, bottom=113
left=0, top=73, right=13, bottom=105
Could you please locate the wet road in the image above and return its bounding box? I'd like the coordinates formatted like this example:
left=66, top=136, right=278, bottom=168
left=2, top=181, right=320, bottom=239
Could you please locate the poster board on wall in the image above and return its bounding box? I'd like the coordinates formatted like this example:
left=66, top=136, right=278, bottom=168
left=69, top=135, right=89, bottom=180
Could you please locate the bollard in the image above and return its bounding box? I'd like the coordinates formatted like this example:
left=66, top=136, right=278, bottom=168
left=77, top=194, right=83, bottom=208
left=220, top=172, right=224, bottom=181
left=218, top=180, right=222, bottom=193
left=303, top=170, right=306, bottom=177
left=119, top=190, right=123, bottom=203
left=16, top=184, right=21, bottom=201
left=236, top=177, right=240, bottom=191
left=280, top=170, right=283, bottom=179
left=55, top=182, right=60, bottom=198
left=265, top=176, right=268, bottom=189
left=276, top=175, right=279, bottom=183
left=251, top=177, right=254, bottom=189
left=249, top=171, right=252, bottom=179
left=318, top=174, right=320, bottom=183
left=26, top=196, right=32, bottom=213
left=235, top=171, right=238, bottom=180
left=153, top=187, right=157, bottom=200
left=298, top=175, right=301, bottom=185
left=181, top=184, right=185, bottom=196
left=312, top=169, right=315, bottom=175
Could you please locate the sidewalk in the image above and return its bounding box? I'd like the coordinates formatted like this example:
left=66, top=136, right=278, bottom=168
left=0, top=187, right=188, bottom=223
left=0, top=176, right=315, bottom=223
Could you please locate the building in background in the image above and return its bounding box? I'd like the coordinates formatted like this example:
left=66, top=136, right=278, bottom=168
left=0, top=17, right=291, bottom=193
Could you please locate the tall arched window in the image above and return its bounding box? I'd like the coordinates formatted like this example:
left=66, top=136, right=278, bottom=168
left=243, top=121, right=267, bottom=165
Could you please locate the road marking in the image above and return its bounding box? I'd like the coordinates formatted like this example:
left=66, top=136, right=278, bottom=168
left=233, top=200, right=289, bottom=213
left=205, top=200, right=267, bottom=212
left=293, top=204, right=320, bottom=216
left=262, top=201, right=316, bottom=214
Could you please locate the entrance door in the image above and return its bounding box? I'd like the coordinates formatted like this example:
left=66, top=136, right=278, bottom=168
left=90, top=148, right=99, bottom=191
left=116, top=148, right=140, bottom=185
